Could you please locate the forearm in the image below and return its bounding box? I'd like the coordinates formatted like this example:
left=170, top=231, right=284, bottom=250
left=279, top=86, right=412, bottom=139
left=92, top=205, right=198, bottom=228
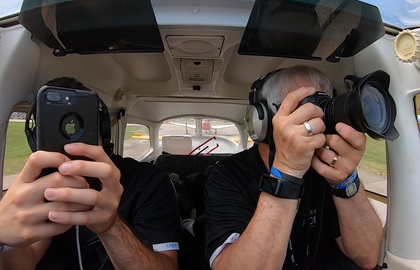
left=99, top=216, right=177, bottom=270
left=0, top=248, right=36, bottom=270
left=334, top=185, right=382, bottom=269
left=213, top=192, right=298, bottom=270
left=0, top=239, right=50, bottom=269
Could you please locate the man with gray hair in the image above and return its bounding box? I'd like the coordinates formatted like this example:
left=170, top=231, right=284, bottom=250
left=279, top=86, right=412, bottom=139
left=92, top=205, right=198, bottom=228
left=205, top=65, right=382, bottom=269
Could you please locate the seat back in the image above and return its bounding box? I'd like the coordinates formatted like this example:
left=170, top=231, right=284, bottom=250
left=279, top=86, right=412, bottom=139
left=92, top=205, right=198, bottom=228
left=154, top=153, right=228, bottom=180
left=154, top=153, right=229, bottom=270
left=162, top=135, right=192, bottom=155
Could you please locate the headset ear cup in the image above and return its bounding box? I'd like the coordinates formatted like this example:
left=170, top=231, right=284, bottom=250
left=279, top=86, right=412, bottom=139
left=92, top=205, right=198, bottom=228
left=245, top=102, right=270, bottom=143
left=247, top=69, right=283, bottom=144
left=98, top=99, right=113, bottom=155
left=24, top=126, right=37, bottom=152
left=24, top=100, right=37, bottom=152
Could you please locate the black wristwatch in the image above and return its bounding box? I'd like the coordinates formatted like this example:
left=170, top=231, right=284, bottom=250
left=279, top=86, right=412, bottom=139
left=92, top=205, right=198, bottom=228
left=259, top=174, right=303, bottom=199
left=330, top=176, right=360, bottom=198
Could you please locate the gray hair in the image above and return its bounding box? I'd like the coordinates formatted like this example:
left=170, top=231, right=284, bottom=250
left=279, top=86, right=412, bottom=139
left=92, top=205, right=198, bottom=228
left=260, top=65, right=333, bottom=114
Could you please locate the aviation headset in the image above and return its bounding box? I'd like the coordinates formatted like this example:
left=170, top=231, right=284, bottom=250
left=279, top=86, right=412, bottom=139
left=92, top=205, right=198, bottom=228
left=25, top=78, right=114, bottom=155
left=245, top=68, right=283, bottom=144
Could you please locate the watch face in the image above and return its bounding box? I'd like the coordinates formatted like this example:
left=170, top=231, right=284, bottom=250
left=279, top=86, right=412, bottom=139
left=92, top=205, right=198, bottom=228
left=261, top=177, right=278, bottom=194
left=345, top=183, right=358, bottom=197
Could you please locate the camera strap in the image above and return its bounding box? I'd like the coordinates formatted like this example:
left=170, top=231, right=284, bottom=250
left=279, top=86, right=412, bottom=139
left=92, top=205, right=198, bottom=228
left=285, top=169, right=327, bottom=269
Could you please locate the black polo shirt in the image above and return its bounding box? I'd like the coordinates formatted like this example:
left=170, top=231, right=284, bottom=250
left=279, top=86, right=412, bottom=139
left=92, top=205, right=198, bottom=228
left=36, top=154, right=180, bottom=270
left=205, top=144, right=344, bottom=269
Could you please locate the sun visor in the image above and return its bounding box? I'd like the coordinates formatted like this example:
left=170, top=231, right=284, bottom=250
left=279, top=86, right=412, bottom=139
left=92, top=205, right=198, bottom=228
left=238, top=0, right=385, bottom=62
left=18, top=0, right=164, bottom=56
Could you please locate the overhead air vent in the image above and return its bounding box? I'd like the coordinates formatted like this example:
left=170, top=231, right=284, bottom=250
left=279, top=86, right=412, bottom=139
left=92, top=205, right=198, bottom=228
left=167, top=35, right=224, bottom=57
left=181, top=59, right=214, bottom=84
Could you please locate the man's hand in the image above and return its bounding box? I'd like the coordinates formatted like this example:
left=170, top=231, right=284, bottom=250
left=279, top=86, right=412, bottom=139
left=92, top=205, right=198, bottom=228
left=0, top=151, right=90, bottom=247
left=271, top=87, right=326, bottom=178
left=44, top=143, right=123, bottom=235
left=312, top=122, right=366, bottom=183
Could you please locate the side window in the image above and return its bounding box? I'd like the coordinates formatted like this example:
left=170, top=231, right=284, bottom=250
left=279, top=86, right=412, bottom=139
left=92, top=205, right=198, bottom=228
left=3, top=112, right=32, bottom=192
left=159, top=117, right=241, bottom=154
left=362, top=94, right=420, bottom=198
left=358, top=138, right=387, bottom=196
left=246, top=135, right=254, bottom=149
left=123, top=123, right=150, bottom=160
left=358, top=124, right=388, bottom=227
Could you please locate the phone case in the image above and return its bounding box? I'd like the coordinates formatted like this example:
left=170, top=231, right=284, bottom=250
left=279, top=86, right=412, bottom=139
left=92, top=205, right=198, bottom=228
left=36, top=85, right=99, bottom=154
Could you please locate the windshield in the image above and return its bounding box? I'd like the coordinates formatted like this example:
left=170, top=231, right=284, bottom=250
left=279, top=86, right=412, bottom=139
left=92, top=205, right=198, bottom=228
left=363, top=0, right=420, bottom=28
left=1, top=0, right=419, bottom=29
left=0, top=0, right=23, bottom=19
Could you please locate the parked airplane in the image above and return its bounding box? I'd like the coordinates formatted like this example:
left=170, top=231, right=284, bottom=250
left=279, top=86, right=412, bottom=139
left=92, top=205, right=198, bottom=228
left=0, top=0, right=419, bottom=269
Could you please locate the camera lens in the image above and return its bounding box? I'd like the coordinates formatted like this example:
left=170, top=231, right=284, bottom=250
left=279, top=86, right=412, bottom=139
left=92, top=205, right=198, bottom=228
left=361, top=83, right=389, bottom=134
left=298, top=70, right=398, bottom=140
left=46, top=92, right=62, bottom=102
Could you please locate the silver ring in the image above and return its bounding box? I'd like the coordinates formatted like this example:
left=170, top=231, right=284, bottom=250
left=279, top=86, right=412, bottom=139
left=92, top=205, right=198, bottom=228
left=303, top=121, right=314, bottom=136
left=330, top=155, right=338, bottom=167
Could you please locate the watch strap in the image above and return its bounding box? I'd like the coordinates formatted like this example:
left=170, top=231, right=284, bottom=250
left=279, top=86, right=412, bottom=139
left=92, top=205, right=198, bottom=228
left=331, top=169, right=358, bottom=189
left=259, top=174, right=303, bottom=199
left=0, top=244, right=16, bottom=252
left=270, top=167, right=304, bottom=186
left=330, top=173, right=360, bottom=198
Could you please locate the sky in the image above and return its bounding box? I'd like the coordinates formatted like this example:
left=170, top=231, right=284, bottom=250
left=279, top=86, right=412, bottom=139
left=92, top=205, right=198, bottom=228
left=0, top=0, right=22, bottom=18
left=363, top=0, right=420, bottom=28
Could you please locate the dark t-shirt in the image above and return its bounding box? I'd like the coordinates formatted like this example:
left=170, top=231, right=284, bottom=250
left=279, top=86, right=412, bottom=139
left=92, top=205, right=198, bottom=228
left=205, top=144, right=343, bottom=269
left=36, top=154, right=180, bottom=270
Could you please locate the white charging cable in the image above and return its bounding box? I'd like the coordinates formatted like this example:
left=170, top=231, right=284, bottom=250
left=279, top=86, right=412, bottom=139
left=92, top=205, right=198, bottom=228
left=75, top=225, right=84, bottom=270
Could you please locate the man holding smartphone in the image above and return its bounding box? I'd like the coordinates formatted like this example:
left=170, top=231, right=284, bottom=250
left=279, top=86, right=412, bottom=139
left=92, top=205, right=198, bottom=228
left=0, top=77, right=180, bottom=270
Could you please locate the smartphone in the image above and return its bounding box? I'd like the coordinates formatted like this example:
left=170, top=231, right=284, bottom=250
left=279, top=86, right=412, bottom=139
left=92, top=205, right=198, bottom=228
left=36, top=86, right=101, bottom=190
left=36, top=85, right=99, bottom=153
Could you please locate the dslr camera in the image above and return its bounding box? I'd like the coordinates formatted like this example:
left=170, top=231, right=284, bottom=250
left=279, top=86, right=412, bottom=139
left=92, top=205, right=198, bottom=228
left=299, top=70, right=399, bottom=140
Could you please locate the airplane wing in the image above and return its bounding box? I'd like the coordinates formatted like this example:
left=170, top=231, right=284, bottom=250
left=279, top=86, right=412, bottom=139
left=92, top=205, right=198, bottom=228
left=202, top=120, right=234, bottom=130
left=170, top=119, right=234, bottom=132
left=211, top=124, right=235, bottom=130
left=170, top=121, right=196, bottom=129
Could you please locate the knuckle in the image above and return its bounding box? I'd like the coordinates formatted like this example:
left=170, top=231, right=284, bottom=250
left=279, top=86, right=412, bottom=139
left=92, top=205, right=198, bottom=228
left=356, top=135, right=367, bottom=150
left=27, top=152, right=42, bottom=166
left=295, top=140, right=308, bottom=152
left=73, top=160, right=86, bottom=171
left=50, top=172, right=64, bottom=184
left=328, top=135, right=340, bottom=146
left=11, top=192, right=23, bottom=205
left=80, top=215, right=89, bottom=226
left=15, top=210, right=30, bottom=223
left=88, top=145, right=104, bottom=159
left=90, top=191, right=100, bottom=205
left=103, top=164, right=114, bottom=176
left=21, top=228, right=35, bottom=242
left=117, top=184, right=124, bottom=197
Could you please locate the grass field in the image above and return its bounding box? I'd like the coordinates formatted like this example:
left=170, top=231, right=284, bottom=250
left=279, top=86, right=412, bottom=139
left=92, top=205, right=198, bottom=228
left=359, top=137, right=387, bottom=176
left=4, top=122, right=32, bottom=176
left=124, top=124, right=150, bottom=140
left=3, top=122, right=388, bottom=177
